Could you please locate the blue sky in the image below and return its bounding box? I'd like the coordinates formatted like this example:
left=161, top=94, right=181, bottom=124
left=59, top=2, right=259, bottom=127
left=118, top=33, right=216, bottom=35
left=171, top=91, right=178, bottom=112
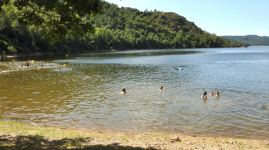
left=105, top=0, right=269, bottom=36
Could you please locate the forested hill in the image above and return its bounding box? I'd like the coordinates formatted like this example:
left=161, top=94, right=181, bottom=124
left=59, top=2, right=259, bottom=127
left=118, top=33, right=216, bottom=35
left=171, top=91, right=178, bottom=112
left=0, top=1, right=242, bottom=55
left=222, top=35, right=269, bottom=46
left=90, top=3, right=242, bottom=50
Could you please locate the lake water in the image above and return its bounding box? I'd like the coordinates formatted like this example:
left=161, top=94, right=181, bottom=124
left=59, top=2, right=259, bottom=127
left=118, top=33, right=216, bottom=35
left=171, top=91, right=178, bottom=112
left=1, top=46, right=269, bottom=139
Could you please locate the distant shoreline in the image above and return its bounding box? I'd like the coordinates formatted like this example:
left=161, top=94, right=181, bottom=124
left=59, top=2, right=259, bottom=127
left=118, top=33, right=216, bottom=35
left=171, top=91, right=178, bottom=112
left=1, top=46, right=252, bottom=61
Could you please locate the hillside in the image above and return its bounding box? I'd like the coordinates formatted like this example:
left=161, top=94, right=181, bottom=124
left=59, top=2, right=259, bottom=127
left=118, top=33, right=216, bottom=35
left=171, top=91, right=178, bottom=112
left=222, top=35, right=269, bottom=46
left=89, top=3, right=243, bottom=50
left=0, top=1, right=243, bottom=55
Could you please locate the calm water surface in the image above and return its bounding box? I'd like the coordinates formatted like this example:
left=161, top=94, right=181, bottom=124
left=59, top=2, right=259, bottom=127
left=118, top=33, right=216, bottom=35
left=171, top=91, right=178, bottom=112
left=1, top=46, right=269, bottom=138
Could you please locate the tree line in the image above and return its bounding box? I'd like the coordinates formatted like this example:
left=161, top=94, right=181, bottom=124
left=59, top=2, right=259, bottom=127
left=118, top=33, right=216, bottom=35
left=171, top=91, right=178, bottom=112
left=0, top=0, right=243, bottom=55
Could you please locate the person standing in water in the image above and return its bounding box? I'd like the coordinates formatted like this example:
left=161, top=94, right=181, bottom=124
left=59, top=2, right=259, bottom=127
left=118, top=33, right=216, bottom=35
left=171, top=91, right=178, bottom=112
left=215, top=91, right=220, bottom=97
left=211, top=91, right=214, bottom=96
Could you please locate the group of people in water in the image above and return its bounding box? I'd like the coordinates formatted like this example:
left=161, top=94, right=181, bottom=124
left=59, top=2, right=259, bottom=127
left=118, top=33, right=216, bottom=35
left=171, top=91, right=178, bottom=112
left=121, top=87, right=220, bottom=100
left=202, top=91, right=220, bottom=100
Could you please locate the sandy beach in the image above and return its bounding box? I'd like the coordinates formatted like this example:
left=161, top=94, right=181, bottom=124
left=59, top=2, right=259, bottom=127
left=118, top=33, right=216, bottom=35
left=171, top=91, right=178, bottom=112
left=0, top=121, right=268, bottom=150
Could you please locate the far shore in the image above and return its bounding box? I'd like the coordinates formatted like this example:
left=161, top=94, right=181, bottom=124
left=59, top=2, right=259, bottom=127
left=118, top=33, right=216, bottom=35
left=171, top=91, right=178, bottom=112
left=0, top=120, right=268, bottom=150
left=1, top=46, right=250, bottom=61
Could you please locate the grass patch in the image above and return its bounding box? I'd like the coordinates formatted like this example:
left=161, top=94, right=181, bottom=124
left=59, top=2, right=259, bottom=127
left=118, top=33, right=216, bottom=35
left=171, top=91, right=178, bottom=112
left=0, top=121, right=89, bottom=139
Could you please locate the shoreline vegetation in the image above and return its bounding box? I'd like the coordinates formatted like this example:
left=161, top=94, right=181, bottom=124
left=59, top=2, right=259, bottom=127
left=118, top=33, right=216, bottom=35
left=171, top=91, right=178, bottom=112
left=0, top=1, right=244, bottom=56
left=0, top=121, right=268, bottom=150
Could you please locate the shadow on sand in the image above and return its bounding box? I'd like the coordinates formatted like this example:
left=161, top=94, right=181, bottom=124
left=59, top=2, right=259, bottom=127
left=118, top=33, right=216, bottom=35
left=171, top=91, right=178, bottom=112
left=0, top=135, right=157, bottom=150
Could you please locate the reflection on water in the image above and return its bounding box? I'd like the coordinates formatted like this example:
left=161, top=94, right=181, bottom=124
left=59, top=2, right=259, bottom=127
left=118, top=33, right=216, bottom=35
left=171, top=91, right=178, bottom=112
left=1, top=47, right=269, bottom=138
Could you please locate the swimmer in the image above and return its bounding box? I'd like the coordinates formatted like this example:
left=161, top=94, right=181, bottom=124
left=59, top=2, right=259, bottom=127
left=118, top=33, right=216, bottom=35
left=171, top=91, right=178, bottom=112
left=201, top=91, right=208, bottom=100
left=211, top=91, right=214, bottom=96
left=174, top=66, right=184, bottom=71
left=160, top=86, right=164, bottom=90
left=121, top=88, right=127, bottom=94
left=215, top=91, right=220, bottom=97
